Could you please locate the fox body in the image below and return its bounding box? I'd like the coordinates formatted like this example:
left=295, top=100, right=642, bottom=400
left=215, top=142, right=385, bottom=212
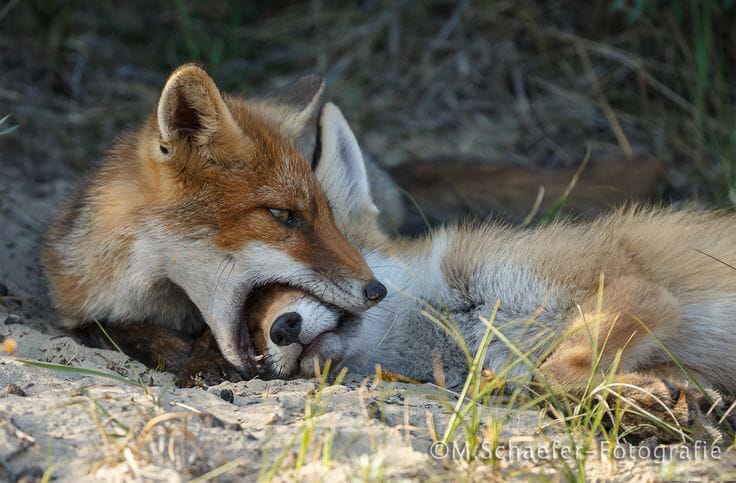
left=43, top=65, right=387, bottom=376
left=252, top=103, right=736, bottom=440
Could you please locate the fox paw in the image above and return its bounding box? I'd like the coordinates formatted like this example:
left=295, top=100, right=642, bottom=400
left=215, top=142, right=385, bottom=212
left=597, top=376, right=731, bottom=443
left=174, top=328, right=244, bottom=388
left=176, top=355, right=242, bottom=388
left=298, top=332, right=346, bottom=380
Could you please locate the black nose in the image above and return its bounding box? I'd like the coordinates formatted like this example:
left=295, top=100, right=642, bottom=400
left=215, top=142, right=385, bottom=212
left=363, top=279, right=387, bottom=302
left=270, top=312, right=302, bottom=346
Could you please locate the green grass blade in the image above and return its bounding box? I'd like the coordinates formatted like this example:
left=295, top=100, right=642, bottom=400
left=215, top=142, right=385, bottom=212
left=16, top=358, right=144, bottom=388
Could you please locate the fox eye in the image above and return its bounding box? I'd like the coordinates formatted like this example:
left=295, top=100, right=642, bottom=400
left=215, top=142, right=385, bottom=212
left=268, top=208, right=299, bottom=227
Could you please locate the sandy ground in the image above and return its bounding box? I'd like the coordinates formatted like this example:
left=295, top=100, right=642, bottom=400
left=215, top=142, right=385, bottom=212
left=0, top=295, right=536, bottom=480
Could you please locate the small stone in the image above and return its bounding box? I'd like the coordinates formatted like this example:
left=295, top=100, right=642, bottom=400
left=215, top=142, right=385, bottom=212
left=4, top=384, right=26, bottom=397
left=5, top=314, right=22, bottom=325
left=199, top=413, right=240, bottom=431
left=15, top=465, right=43, bottom=483
left=0, top=281, right=8, bottom=297
left=263, top=411, right=280, bottom=425
left=367, top=400, right=388, bottom=424
left=220, top=388, right=234, bottom=404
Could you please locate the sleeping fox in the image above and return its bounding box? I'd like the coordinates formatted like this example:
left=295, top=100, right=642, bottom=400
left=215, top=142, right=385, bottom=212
left=247, top=102, right=736, bottom=442
left=42, top=64, right=387, bottom=382
left=42, top=59, right=667, bottom=385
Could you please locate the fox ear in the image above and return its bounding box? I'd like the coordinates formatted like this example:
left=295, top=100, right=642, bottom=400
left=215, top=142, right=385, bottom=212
left=157, top=64, right=234, bottom=146
left=315, top=103, right=378, bottom=222
left=251, top=74, right=324, bottom=158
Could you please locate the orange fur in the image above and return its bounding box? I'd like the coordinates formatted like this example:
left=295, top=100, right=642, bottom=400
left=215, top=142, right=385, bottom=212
left=43, top=64, right=383, bottom=376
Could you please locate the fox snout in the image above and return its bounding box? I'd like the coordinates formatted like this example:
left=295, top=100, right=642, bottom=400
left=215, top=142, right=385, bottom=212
left=326, top=275, right=386, bottom=312
left=305, top=217, right=387, bottom=310
left=246, top=284, right=346, bottom=377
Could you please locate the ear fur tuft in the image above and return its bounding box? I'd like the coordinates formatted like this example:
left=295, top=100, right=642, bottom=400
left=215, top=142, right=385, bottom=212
left=315, top=103, right=378, bottom=223
left=157, top=64, right=231, bottom=146
left=250, top=74, right=325, bottom=157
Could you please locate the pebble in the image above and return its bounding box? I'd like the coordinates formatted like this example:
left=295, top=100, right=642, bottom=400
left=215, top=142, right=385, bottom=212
left=4, top=314, right=22, bottom=325
left=220, top=388, right=235, bottom=404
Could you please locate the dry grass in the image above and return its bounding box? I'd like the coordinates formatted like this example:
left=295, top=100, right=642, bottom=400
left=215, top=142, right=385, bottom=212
left=2, top=1, right=735, bottom=199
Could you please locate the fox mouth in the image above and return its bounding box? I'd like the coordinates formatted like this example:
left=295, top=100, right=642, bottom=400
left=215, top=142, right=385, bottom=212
left=236, top=311, right=261, bottom=377
left=237, top=285, right=266, bottom=379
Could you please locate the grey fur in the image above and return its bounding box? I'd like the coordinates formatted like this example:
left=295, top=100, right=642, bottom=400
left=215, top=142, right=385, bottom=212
left=297, top=103, right=736, bottom=395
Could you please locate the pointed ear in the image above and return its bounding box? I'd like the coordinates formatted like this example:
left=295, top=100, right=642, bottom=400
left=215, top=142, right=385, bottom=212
left=314, top=103, right=378, bottom=223
left=250, top=74, right=324, bottom=158
left=157, top=64, right=234, bottom=146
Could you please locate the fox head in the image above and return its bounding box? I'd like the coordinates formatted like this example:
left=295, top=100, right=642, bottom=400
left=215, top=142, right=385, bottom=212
left=135, top=65, right=386, bottom=372
left=241, top=102, right=393, bottom=377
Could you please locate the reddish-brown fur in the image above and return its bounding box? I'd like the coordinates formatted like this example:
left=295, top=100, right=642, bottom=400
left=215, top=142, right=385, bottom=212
left=45, top=65, right=373, bottom=320
left=43, top=64, right=380, bottom=382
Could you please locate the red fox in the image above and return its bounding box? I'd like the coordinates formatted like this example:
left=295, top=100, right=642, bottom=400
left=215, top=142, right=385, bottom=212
left=248, top=103, right=736, bottom=442
left=42, top=65, right=387, bottom=380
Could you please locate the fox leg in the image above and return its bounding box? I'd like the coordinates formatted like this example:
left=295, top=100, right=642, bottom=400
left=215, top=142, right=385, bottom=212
left=75, top=323, right=194, bottom=372
left=75, top=323, right=241, bottom=387
left=538, top=276, right=723, bottom=442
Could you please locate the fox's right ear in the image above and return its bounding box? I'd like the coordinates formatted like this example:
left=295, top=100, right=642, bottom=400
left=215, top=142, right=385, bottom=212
left=314, top=103, right=378, bottom=224
left=251, top=74, right=325, bottom=159
left=157, top=64, right=235, bottom=149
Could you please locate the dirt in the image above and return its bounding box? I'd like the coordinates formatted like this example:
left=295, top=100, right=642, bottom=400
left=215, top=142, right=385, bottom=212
left=0, top=309, right=506, bottom=480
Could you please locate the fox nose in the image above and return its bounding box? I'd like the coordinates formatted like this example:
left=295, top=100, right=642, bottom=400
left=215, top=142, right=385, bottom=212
left=270, top=312, right=302, bottom=346
left=363, top=279, right=387, bottom=303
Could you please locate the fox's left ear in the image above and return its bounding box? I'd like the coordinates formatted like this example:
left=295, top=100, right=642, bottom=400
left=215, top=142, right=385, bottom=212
left=251, top=74, right=325, bottom=159
left=157, top=64, right=236, bottom=147
left=314, top=103, right=378, bottom=224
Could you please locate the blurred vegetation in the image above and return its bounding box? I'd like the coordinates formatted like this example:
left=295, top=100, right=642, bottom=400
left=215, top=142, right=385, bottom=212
left=1, top=0, right=735, bottom=205
left=0, top=114, right=19, bottom=136
left=611, top=0, right=736, bottom=203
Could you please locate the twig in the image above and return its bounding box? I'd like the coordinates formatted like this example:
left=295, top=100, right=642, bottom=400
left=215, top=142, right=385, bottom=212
left=545, top=29, right=695, bottom=118
left=522, top=187, right=545, bottom=227
left=429, top=0, right=470, bottom=51
left=576, top=44, right=634, bottom=157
